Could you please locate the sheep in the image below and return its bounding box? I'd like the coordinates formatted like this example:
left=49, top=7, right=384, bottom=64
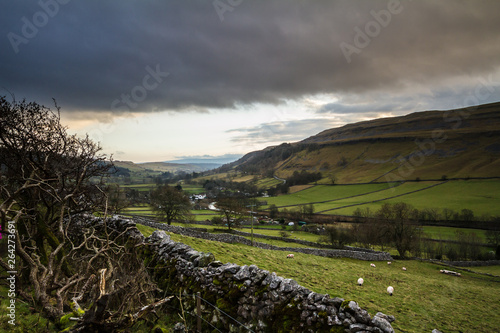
left=387, top=286, right=394, bottom=296
left=402, top=267, right=407, bottom=271
left=287, top=254, right=295, bottom=259
left=387, top=262, right=392, bottom=265
left=370, top=263, right=376, bottom=268
left=357, top=278, right=364, bottom=286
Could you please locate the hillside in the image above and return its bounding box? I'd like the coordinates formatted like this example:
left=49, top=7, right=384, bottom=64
left=114, top=160, right=219, bottom=173
left=222, top=102, right=500, bottom=184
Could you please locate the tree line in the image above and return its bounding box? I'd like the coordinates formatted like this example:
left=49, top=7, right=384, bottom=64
left=321, top=203, right=500, bottom=260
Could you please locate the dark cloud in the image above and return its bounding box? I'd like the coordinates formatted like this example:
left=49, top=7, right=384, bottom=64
left=1, top=0, right=500, bottom=114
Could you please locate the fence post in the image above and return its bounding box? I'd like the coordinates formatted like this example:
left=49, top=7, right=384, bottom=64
left=197, top=292, right=201, bottom=332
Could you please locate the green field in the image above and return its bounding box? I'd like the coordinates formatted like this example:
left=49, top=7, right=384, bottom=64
left=181, top=185, right=205, bottom=194
left=189, top=209, right=218, bottom=221
left=135, top=224, right=500, bottom=333
left=422, top=226, right=488, bottom=242
left=314, top=181, right=440, bottom=213
left=122, top=205, right=218, bottom=222
left=263, top=183, right=391, bottom=208
left=332, top=180, right=500, bottom=217
left=256, top=177, right=283, bottom=189
left=240, top=227, right=321, bottom=243
left=120, top=183, right=204, bottom=194
left=260, top=180, right=500, bottom=218
left=469, top=265, right=500, bottom=276
left=121, top=183, right=157, bottom=192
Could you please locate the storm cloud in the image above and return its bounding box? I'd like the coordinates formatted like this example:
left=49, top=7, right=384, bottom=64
left=2, top=0, right=500, bottom=115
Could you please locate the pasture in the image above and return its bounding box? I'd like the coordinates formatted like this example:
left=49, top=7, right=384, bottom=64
left=262, top=183, right=391, bottom=208
left=261, top=180, right=500, bottom=218
left=135, top=224, right=500, bottom=333
left=122, top=205, right=218, bottom=222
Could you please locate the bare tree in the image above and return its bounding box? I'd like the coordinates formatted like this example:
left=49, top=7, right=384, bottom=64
left=320, top=225, right=353, bottom=248
left=150, top=184, right=192, bottom=225
left=486, top=219, right=500, bottom=249
left=0, top=97, right=163, bottom=329
left=376, top=202, right=420, bottom=258
left=216, top=196, right=246, bottom=230
left=104, top=184, right=130, bottom=215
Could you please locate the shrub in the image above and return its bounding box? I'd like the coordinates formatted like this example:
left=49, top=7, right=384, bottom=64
left=446, top=246, right=458, bottom=261
left=280, top=231, right=291, bottom=238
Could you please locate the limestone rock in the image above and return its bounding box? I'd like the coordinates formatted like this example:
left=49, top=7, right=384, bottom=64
left=375, top=312, right=396, bottom=323
left=234, top=265, right=251, bottom=280
left=371, top=314, right=395, bottom=333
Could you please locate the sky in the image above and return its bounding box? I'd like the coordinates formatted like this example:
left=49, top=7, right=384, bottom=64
left=1, top=0, right=500, bottom=163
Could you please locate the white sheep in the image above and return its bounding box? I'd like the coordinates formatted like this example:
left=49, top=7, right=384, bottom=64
left=387, top=286, right=394, bottom=296
left=287, top=254, right=294, bottom=259
left=402, top=267, right=407, bottom=271
left=387, top=262, right=392, bottom=265
left=357, top=278, right=364, bottom=286
left=370, top=263, right=376, bottom=268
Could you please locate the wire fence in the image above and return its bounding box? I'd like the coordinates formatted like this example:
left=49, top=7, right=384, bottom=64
left=161, top=292, right=256, bottom=333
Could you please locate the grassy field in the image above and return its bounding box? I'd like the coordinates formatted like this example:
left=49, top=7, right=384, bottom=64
left=422, top=226, right=488, bottom=242
left=122, top=204, right=155, bottom=216
left=383, top=180, right=500, bottom=215
left=189, top=209, right=218, bottom=221
left=121, top=183, right=156, bottom=192
left=332, top=180, right=500, bottom=217
left=135, top=224, right=500, bottom=333
left=122, top=205, right=218, bottom=222
left=259, top=180, right=500, bottom=218
left=239, top=227, right=322, bottom=243
left=255, top=177, right=283, bottom=189
left=468, top=265, right=500, bottom=276
left=128, top=211, right=488, bottom=244
left=262, top=183, right=391, bottom=208
left=238, top=235, right=314, bottom=248
left=179, top=184, right=205, bottom=194
left=120, top=183, right=204, bottom=194
left=314, top=181, right=438, bottom=213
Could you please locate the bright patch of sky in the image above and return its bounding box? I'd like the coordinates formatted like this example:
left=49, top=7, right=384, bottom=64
left=64, top=96, right=347, bottom=162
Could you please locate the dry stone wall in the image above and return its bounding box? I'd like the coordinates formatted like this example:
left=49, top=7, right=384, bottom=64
left=228, top=229, right=390, bottom=253
left=134, top=217, right=393, bottom=262
left=143, top=229, right=396, bottom=333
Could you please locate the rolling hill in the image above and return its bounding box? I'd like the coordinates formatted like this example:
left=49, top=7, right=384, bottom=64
left=220, top=102, right=500, bottom=184
left=114, top=160, right=219, bottom=173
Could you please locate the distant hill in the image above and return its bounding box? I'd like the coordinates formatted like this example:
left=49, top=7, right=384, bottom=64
left=165, top=154, right=242, bottom=165
left=220, top=102, right=500, bottom=184
left=114, top=161, right=218, bottom=173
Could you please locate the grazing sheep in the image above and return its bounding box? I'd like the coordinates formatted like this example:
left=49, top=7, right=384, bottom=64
left=287, top=254, right=294, bottom=259
left=387, top=286, right=394, bottom=296
left=370, top=263, right=376, bottom=268
left=402, top=267, right=407, bottom=271
left=387, top=262, right=392, bottom=265
left=357, top=278, right=364, bottom=286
